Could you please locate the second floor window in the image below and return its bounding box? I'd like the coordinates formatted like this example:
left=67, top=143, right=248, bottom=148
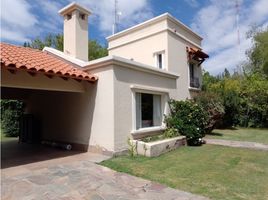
left=157, top=53, right=163, bottom=69
left=154, top=51, right=165, bottom=69
left=189, top=63, right=200, bottom=88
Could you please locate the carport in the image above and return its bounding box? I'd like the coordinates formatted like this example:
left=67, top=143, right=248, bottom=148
left=1, top=43, right=98, bottom=168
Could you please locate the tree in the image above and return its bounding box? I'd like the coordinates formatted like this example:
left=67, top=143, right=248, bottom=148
left=223, top=68, right=231, bottom=78
left=201, top=70, right=219, bottom=91
left=246, top=27, right=268, bottom=76
left=88, top=40, right=108, bottom=61
left=1, top=100, right=24, bottom=137
left=239, top=73, right=268, bottom=127
left=29, top=34, right=63, bottom=51
left=25, top=34, right=107, bottom=61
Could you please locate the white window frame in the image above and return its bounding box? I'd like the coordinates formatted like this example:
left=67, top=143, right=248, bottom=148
left=131, top=85, right=169, bottom=134
left=153, top=50, right=165, bottom=70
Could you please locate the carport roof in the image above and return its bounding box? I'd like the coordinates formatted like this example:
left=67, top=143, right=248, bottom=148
left=0, top=43, right=97, bottom=82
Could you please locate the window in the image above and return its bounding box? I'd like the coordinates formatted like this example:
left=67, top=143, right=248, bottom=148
left=157, top=54, right=163, bottom=69
left=189, top=63, right=200, bottom=88
left=154, top=51, right=165, bottom=69
left=136, top=93, right=162, bottom=129
left=189, top=63, right=194, bottom=79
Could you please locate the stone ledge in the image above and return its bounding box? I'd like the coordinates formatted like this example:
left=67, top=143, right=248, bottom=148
left=131, top=136, right=187, bottom=157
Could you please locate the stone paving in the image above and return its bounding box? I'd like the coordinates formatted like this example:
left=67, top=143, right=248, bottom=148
left=1, top=152, right=209, bottom=200
left=206, top=138, right=268, bottom=151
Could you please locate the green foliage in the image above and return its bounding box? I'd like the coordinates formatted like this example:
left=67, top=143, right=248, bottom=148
left=26, top=34, right=108, bottom=60
left=164, top=99, right=208, bottom=145
left=141, top=128, right=180, bottom=143
left=1, top=100, right=24, bottom=137
left=29, top=34, right=63, bottom=51
left=127, top=137, right=137, bottom=157
left=141, top=134, right=165, bottom=143
left=201, top=70, right=220, bottom=91
left=246, top=27, right=268, bottom=76
left=239, top=73, right=268, bottom=127
left=88, top=40, right=108, bottom=61
left=202, top=69, right=268, bottom=128
left=163, top=128, right=180, bottom=138
left=194, top=92, right=225, bottom=133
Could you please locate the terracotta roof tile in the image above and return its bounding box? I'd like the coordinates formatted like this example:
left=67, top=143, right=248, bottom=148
left=0, top=43, right=97, bottom=82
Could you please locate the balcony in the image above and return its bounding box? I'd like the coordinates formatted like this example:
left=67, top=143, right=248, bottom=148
left=190, top=77, right=200, bottom=88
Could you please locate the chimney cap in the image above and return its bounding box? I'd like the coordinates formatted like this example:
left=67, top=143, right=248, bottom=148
left=59, top=2, right=91, bottom=16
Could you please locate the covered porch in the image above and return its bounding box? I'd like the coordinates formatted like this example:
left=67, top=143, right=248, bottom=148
left=1, top=43, right=98, bottom=168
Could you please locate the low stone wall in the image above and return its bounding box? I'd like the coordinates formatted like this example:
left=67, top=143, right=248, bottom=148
left=131, top=136, right=187, bottom=157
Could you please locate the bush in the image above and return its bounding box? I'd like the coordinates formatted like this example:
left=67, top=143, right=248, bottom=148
left=163, top=128, right=180, bottom=138
left=238, top=73, right=268, bottom=127
left=164, top=99, right=208, bottom=145
left=194, top=92, right=225, bottom=134
left=1, top=100, right=24, bottom=137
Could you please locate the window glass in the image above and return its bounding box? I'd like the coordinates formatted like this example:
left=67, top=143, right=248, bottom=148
left=189, top=63, right=194, bottom=79
left=157, top=54, right=162, bottom=69
left=136, top=93, right=162, bottom=129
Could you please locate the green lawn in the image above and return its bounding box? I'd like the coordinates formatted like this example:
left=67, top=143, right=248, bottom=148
left=101, top=145, right=268, bottom=200
left=0, top=129, right=18, bottom=142
left=206, top=128, right=268, bottom=144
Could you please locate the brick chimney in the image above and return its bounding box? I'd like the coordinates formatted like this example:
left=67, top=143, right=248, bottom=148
left=59, top=2, right=91, bottom=61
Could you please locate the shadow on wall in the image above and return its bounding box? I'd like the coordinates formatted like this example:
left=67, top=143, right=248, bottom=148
left=1, top=82, right=98, bottom=151
left=30, top=82, right=98, bottom=151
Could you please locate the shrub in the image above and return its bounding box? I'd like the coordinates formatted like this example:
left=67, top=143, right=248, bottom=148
left=1, top=100, right=24, bottom=137
left=164, top=99, right=208, bottom=146
left=194, top=92, right=225, bottom=134
left=163, top=128, right=180, bottom=138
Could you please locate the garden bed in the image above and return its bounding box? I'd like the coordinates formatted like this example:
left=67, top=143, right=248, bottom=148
left=130, top=136, right=186, bottom=157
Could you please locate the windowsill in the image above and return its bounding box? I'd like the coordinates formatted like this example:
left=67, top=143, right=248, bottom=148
left=131, top=126, right=166, bottom=135
left=188, top=87, right=201, bottom=91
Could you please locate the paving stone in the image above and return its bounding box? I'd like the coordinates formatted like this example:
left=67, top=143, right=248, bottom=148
left=206, top=139, right=268, bottom=151
left=1, top=153, right=209, bottom=200
left=87, top=193, right=105, bottom=200
left=28, top=175, right=52, bottom=185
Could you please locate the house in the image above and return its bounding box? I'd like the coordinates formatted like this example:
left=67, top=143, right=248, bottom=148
left=1, top=2, right=208, bottom=155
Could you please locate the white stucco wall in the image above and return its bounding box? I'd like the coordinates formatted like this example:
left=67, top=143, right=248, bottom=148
left=63, top=10, right=89, bottom=61
left=86, top=66, right=115, bottom=152
left=107, top=14, right=203, bottom=100
left=113, top=65, right=178, bottom=151
left=109, top=31, right=168, bottom=70
left=25, top=89, right=93, bottom=145
left=167, top=32, right=203, bottom=99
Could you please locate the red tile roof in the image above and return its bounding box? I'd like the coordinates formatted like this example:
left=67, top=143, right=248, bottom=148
left=0, top=43, right=97, bottom=82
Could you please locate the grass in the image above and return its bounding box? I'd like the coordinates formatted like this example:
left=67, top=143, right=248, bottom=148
left=0, top=129, right=18, bottom=142
left=101, top=145, right=268, bottom=200
left=206, top=128, right=268, bottom=144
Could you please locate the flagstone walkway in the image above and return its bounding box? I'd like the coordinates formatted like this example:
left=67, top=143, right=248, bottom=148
left=1, top=152, right=209, bottom=200
left=206, top=138, right=268, bottom=151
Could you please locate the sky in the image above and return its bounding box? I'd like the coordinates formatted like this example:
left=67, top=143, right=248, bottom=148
left=1, top=0, right=268, bottom=75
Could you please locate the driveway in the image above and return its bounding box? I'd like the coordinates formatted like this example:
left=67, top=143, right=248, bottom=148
left=2, top=152, right=209, bottom=200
